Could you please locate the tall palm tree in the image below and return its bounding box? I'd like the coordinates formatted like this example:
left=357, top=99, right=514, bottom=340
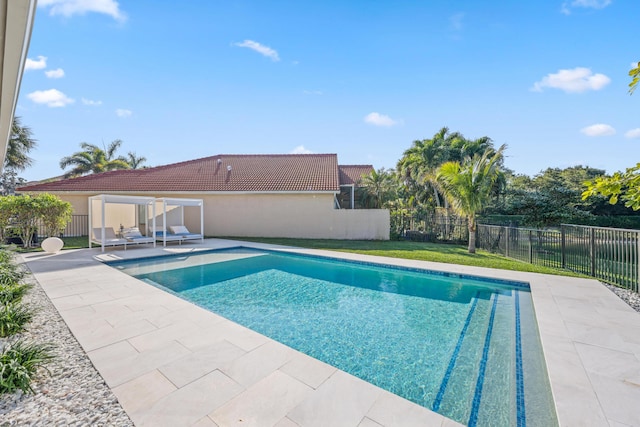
left=435, top=145, right=506, bottom=253
left=125, top=151, right=147, bottom=169
left=59, top=140, right=130, bottom=177
left=359, top=168, right=396, bottom=208
left=5, top=117, right=37, bottom=171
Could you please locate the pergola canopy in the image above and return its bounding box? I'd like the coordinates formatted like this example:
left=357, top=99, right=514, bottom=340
left=89, top=195, right=204, bottom=251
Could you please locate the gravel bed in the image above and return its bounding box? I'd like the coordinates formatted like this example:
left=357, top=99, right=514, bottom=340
left=0, top=270, right=134, bottom=426
left=602, top=282, right=640, bottom=313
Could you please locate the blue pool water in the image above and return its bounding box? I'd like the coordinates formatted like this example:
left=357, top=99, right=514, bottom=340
left=111, top=247, right=558, bottom=427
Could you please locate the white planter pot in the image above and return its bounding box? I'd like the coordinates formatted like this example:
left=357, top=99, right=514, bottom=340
left=41, top=237, right=64, bottom=253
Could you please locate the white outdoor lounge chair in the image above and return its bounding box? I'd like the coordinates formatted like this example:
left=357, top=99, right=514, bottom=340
left=122, top=227, right=155, bottom=247
left=168, top=225, right=203, bottom=242
left=153, top=227, right=185, bottom=245
left=92, top=227, right=128, bottom=250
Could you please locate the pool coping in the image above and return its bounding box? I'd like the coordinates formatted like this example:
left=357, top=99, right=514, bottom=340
left=20, top=238, right=640, bottom=427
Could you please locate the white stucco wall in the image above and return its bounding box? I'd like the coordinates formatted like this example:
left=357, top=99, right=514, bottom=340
left=50, top=192, right=390, bottom=240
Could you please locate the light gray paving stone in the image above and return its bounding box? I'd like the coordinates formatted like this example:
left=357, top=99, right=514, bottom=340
left=210, top=371, right=312, bottom=427
left=357, top=417, right=384, bottom=427
left=565, top=321, right=640, bottom=355
left=127, top=319, right=205, bottom=352
left=279, top=352, right=338, bottom=389
left=274, top=417, right=301, bottom=427
left=586, top=371, right=640, bottom=427
left=112, top=369, right=177, bottom=415
left=88, top=339, right=191, bottom=387
left=366, top=390, right=460, bottom=427
left=287, top=371, right=381, bottom=427
left=146, top=304, right=227, bottom=328
left=220, top=340, right=297, bottom=388
left=77, top=317, right=158, bottom=352
left=575, top=342, right=640, bottom=383
left=159, top=340, right=246, bottom=388
left=193, top=416, right=220, bottom=427
left=134, top=370, right=244, bottom=427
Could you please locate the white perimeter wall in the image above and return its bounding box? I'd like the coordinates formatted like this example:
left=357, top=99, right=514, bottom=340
left=54, top=192, right=390, bottom=240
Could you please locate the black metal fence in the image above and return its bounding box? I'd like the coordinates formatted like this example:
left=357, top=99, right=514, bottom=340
left=477, top=223, right=640, bottom=293
left=35, top=214, right=88, bottom=238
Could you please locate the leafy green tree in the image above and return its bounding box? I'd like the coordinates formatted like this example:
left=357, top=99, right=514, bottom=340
left=36, top=194, right=73, bottom=238
left=2, top=195, right=39, bottom=248
left=435, top=145, right=506, bottom=253
left=359, top=168, right=396, bottom=209
left=397, top=127, right=497, bottom=211
left=583, top=163, right=640, bottom=210
left=59, top=140, right=131, bottom=177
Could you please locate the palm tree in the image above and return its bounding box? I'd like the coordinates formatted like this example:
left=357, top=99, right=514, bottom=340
left=5, top=117, right=37, bottom=171
left=435, top=145, right=506, bottom=253
left=125, top=152, right=147, bottom=169
left=59, top=140, right=130, bottom=177
left=359, top=168, right=396, bottom=209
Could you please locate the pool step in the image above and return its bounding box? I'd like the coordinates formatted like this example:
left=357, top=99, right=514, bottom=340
left=432, top=291, right=517, bottom=426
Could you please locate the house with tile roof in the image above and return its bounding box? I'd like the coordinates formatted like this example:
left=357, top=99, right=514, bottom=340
left=17, top=154, right=390, bottom=240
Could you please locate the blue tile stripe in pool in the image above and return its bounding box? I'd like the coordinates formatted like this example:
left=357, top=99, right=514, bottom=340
left=515, top=291, right=527, bottom=427
left=468, top=293, right=499, bottom=427
left=432, top=292, right=481, bottom=412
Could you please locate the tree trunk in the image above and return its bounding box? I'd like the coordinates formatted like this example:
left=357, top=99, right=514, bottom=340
left=467, top=216, right=476, bottom=253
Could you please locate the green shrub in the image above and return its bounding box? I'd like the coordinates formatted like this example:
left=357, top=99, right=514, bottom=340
left=0, top=283, right=30, bottom=305
left=0, top=304, right=33, bottom=337
left=0, top=264, right=27, bottom=287
left=0, top=340, right=55, bottom=394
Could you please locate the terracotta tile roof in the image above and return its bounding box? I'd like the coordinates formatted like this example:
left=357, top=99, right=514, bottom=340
left=17, top=154, right=362, bottom=193
left=338, top=165, right=373, bottom=186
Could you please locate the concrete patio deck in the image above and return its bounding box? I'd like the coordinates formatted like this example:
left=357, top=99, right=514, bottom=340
left=20, top=239, right=640, bottom=427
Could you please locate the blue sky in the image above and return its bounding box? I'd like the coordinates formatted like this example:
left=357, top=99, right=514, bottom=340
left=16, top=0, right=639, bottom=181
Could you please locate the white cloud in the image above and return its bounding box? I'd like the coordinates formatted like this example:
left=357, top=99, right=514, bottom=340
left=81, top=98, right=102, bottom=106
left=450, top=13, right=464, bottom=31
left=531, top=67, right=610, bottom=93
left=290, top=145, right=313, bottom=154
left=27, top=89, right=74, bottom=107
left=45, top=68, right=65, bottom=79
left=234, top=40, right=280, bottom=61
left=303, top=90, right=323, bottom=95
left=115, top=109, right=132, bottom=118
left=38, top=0, right=127, bottom=22
left=364, top=112, right=398, bottom=127
left=25, top=56, right=47, bottom=70
left=561, top=0, right=611, bottom=14
left=624, top=128, right=640, bottom=139
left=581, top=123, right=616, bottom=137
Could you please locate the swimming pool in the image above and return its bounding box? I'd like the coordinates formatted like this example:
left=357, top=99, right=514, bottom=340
left=111, top=247, right=558, bottom=427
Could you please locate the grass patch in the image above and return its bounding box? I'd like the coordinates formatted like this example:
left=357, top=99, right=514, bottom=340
left=9, top=236, right=89, bottom=253
left=223, top=237, right=586, bottom=277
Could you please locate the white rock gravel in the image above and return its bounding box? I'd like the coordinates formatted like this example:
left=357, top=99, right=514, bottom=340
left=603, top=282, right=640, bottom=313
left=0, top=273, right=133, bottom=426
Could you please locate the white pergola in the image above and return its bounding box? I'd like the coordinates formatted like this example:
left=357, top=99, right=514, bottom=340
left=156, top=197, right=204, bottom=246
left=88, top=194, right=157, bottom=252
left=0, top=0, right=37, bottom=169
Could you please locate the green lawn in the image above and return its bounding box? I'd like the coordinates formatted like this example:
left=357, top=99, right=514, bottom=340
left=12, top=235, right=586, bottom=278
left=9, top=236, right=89, bottom=253
left=222, top=237, right=587, bottom=278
